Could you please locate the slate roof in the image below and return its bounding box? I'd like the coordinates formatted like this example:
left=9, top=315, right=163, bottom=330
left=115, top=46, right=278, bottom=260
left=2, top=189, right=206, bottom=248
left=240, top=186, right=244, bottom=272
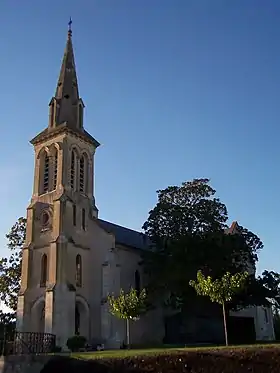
left=97, top=219, right=242, bottom=251
left=97, top=219, right=150, bottom=250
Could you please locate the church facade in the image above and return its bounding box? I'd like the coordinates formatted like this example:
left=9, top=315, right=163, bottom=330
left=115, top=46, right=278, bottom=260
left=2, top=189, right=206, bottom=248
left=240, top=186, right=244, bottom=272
left=16, top=25, right=275, bottom=349
left=16, top=25, right=163, bottom=349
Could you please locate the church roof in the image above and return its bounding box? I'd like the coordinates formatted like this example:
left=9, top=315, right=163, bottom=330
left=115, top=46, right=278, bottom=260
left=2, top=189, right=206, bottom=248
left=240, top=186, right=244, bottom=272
left=98, top=219, right=150, bottom=250
left=97, top=220, right=242, bottom=251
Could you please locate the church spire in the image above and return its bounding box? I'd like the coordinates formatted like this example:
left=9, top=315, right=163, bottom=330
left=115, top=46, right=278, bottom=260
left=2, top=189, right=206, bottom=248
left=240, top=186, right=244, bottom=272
left=49, top=18, right=84, bottom=129
left=55, top=18, right=79, bottom=100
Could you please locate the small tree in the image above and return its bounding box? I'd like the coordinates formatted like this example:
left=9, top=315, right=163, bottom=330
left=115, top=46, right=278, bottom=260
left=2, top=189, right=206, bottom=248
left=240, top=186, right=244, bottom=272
left=107, top=287, right=147, bottom=348
left=189, top=270, right=248, bottom=346
left=0, top=217, right=26, bottom=313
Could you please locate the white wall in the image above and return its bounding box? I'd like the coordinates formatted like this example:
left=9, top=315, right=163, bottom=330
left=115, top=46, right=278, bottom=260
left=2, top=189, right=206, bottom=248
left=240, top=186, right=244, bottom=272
left=230, top=306, right=275, bottom=341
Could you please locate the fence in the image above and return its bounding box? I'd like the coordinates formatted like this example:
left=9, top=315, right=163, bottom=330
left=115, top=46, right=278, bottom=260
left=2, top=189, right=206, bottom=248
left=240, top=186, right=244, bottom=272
left=0, top=331, right=56, bottom=355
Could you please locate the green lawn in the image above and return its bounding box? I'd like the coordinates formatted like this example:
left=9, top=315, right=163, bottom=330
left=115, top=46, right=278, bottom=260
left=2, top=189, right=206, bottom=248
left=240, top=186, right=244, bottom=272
left=71, top=343, right=280, bottom=360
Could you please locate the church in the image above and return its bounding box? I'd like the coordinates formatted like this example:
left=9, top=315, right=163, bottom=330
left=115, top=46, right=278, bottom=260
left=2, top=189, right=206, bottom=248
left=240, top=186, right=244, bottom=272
left=16, top=24, right=275, bottom=349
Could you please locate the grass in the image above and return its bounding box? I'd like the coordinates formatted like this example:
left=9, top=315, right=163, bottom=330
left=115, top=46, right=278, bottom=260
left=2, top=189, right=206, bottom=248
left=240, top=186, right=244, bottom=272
left=71, top=343, right=280, bottom=360
left=43, top=345, right=280, bottom=373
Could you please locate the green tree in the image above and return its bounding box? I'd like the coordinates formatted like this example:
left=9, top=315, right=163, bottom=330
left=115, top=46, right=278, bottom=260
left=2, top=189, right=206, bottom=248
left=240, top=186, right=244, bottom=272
left=142, top=178, right=262, bottom=312
left=190, top=270, right=248, bottom=346
left=229, top=270, right=280, bottom=312
left=107, top=287, right=147, bottom=348
left=0, top=310, right=16, bottom=339
left=0, top=217, right=26, bottom=313
left=259, top=270, right=280, bottom=309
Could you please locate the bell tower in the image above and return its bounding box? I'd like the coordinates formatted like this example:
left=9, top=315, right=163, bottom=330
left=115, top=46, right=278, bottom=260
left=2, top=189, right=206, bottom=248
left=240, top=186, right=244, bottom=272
left=16, top=21, right=100, bottom=348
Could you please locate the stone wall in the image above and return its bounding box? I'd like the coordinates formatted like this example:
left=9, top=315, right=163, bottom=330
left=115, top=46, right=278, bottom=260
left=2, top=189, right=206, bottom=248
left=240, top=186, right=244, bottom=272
left=0, top=355, right=52, bottom=373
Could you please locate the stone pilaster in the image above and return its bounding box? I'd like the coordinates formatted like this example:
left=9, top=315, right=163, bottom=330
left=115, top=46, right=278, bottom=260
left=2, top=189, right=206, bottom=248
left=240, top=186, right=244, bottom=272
left=45, top=284, right=76, bottom=349
left=16, top=294, right=30, bottom=332
left=32, top=153, right=41, bottom=197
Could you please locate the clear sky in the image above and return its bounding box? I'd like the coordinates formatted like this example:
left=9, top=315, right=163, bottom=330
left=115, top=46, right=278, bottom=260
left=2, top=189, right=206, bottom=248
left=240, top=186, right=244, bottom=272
left=0, top=0, right=279, bottom=275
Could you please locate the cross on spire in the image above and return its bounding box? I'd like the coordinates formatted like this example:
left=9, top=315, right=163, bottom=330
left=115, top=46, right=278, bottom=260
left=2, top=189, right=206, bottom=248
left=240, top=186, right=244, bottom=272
left=68, top=17, right=72, bottom=37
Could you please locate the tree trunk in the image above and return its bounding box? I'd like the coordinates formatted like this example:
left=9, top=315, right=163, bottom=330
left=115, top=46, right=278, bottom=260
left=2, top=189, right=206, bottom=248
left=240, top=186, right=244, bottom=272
left=126, top=318, right=130, bottom=349
left=222, top=302, right=228, bottom=346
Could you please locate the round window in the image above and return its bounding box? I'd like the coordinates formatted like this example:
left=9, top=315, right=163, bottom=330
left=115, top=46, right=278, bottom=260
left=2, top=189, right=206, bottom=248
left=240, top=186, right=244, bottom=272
left=41, top=211, right=50, bottom=226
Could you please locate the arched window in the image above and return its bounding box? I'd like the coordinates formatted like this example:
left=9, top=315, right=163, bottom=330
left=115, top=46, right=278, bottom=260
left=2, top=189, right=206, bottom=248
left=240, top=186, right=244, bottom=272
left=40, top=254, right=47, bottom=287
left=43, top=153, right=49, bottom=193
left=82, top=208, right=86, bottom=230
left=76, top=255, right=82, bottom=287
left=53, top=149, right=58, bottom=190
left=79, top=155, right=85, bottom=192
left=70, top=150, right=76, bottom=189
left=78, top=104, right=83, bottom=129
left=135, top=270, right=141, bottom=296
left=73, top=204, right=77, bottom=226
left=49, top=101, right=55, bottom=128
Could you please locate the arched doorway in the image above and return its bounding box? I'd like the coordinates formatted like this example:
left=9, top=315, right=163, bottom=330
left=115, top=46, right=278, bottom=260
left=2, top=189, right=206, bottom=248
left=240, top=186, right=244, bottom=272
left=39, top=304, right=45, bottom=333
left=75, top=297, right=90, bottom=339
left=75, top=305, right=81, bottom=335
left=31, top=297, right=45, bottom=333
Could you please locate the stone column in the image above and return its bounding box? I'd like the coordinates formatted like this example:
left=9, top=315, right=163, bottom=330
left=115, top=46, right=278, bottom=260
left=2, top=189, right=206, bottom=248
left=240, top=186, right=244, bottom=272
left=87, top=158, right=93, bottom=199
left=44, top=289, right=54, bottom=334
left=32, top=151, right=41, bottom=197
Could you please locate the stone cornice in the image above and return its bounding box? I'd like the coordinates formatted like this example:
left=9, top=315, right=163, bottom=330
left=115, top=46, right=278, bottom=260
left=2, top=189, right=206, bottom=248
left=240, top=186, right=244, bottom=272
left=30, top=124, right=100, bottom=148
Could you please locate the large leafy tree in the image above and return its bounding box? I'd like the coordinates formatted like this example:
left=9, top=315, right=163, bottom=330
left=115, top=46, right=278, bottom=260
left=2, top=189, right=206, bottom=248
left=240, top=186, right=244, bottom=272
left=229, top=270, right=280, bottom=311
left=259, top=270, right=280, bottom=309
left=143, top=178, right=228, bottom=240
left=0, top=217, right=26, bottom=313
left=0, top=310, right=16, bottom=338
left=107, top=287, right=147, bottom=348
left=142, top=178, right=263, bottom=311
left=190, top=270, right=248, bottom=346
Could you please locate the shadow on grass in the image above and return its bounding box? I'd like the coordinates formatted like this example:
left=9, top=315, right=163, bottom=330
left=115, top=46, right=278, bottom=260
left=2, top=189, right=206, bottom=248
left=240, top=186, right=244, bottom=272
left=40, top=356, right=114, bottom=373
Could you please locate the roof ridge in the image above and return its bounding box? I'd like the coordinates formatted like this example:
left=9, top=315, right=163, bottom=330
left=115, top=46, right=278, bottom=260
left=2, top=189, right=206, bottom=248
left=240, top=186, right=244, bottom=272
left=98, top=218, right=145, bottom=235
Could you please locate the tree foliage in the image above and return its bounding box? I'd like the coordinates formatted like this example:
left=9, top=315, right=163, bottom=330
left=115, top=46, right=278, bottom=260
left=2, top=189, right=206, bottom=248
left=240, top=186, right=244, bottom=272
left=108, top=287, right=147, bottom=348
left=189, top=270, right=249, bottom=305
left=142, top=179, right=264, bottom=311
left=190, top=270, right=248, bottom=345
left=259, top=270, right=280, bottom=309
left=0, top=217, right=26, bottom=312
left=229, top=270, right=280, bottom=312
left=143, top=178, right=228, bottom=241
left=0, top=310, right=16, bottom=338
left=107, top=287, right=147, bottom=321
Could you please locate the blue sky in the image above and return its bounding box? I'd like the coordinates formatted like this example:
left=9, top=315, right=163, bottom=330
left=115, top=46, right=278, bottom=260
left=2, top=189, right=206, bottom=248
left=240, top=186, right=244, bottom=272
left=0, top=0, right=279, bottom=274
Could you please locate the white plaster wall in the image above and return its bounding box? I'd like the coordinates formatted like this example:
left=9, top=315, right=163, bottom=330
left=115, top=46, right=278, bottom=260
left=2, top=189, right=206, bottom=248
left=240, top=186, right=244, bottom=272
left=230, top=306, right=275, bottom=341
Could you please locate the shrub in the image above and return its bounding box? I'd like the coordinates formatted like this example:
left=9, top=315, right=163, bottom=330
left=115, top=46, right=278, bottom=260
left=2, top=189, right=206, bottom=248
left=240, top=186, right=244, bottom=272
left=66, top=335, right=86, bottom=352
left=52, top=345, right=62, bottom=353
